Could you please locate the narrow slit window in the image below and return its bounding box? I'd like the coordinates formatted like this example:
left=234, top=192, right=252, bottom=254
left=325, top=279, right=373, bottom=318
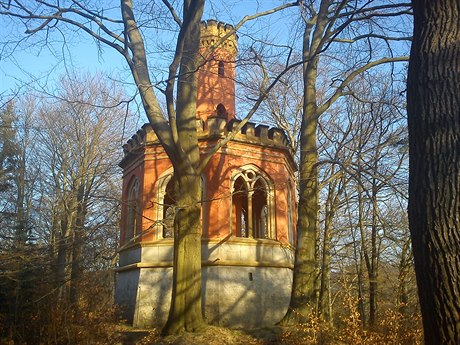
left=218, top=61, right=225, bottom=77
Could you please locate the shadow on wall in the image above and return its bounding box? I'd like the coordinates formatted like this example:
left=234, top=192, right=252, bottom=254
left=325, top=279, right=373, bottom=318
left=115, top=269, right=141, bottom=324
left=202, top=265, right=292, bottom=328
left=116, top=240, right=293, bottom=329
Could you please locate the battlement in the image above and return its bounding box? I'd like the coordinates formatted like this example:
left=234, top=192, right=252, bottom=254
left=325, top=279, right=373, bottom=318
left=121, top=124, right=154, bottom=156
left=199, top=117, right=291, bottom=148
left=121, top=118, right=291, bottom=162
left=200, top=19, right=238, bottom=56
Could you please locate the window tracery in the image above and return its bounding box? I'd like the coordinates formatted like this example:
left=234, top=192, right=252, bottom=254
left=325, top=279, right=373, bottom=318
left=156, top=170, right=206, bottom=239
left=231, top=166, right=275, bottom=239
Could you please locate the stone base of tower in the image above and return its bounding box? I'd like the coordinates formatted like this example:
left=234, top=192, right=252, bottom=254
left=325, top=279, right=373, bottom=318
left=115, top=238, right=294, bottom=329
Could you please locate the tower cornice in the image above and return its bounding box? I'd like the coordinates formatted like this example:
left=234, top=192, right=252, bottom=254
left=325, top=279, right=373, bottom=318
left=200, top=19, right=238, bottom=56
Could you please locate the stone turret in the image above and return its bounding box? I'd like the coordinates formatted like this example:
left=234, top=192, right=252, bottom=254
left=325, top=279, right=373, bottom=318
left=197, top=20, right=238, bottom=122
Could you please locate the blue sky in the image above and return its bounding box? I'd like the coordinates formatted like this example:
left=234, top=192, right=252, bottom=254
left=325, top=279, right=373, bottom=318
left=0, top=32, right=130, bottom=96
left=0, top=1, right=294, bottom=101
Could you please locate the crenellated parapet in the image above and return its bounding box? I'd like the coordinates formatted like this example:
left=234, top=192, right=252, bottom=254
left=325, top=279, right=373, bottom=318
left=120, top=124, right=158, bottom=168
left=198, top=117, right=291, bottom=150
left=120, top=118, right=292, bottom=164
left=121, top=123, right=156, bottom=155
left=200, top=19, right=238, bottom=56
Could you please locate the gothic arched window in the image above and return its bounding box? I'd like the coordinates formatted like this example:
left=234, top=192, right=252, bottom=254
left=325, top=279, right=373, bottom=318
left=126, top=177, right=140, bottom=242
left=232, top=176, right=248, bottom=237
left=231, top=166, right=275, bottom=239
left=156, top=172, right=175, bottom=238
left=216, top=103, right=228, bottom=118
left=156, top=170, right=206, bottom=239
left=162, top=177, right=175, bottom=238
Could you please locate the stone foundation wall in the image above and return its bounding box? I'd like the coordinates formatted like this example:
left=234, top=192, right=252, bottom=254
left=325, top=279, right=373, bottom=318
left=115, top=238, right=294, bottom=328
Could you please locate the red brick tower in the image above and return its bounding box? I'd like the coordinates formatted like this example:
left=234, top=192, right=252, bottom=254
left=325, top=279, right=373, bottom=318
left=116, top=20, right=297, bottom=329
left=197, top=20, right=237, bottom=122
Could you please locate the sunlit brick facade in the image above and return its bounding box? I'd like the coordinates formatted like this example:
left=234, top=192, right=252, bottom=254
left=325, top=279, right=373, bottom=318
left=115, top=20, right=297, bottom=328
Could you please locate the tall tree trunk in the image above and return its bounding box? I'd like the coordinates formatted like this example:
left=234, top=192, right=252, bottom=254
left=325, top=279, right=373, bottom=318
left=55, top=213, right=71, bottom=301
left=368, top=273, right=377, bottom=327
left=319, top=213, right=332, bottom=322
left=368, top=185, right=379, bottom=327
left=163, top=171, right=204, bottom=334
left=13, top=142, right=26, bottom=332
left=349, top=193, right=368, bottom=327
left=121, top=0, right=205, bottom=334
left=162, top=1, right=205, bottom=334
left=397, top=239, right=411, bottom=316
left=319, top=176, right=341, bottom=323
left=357, top=253, right=367, bottom=327
left=407, top=1, right=460, bottom=343
left=69, top=185, right=87, bottom=305
left=15, top=149, right=27, bottom=246
left=280, top=1, right=337, bottom=325
left=279, top=42, right=320, bottom=326
left=357, top=181, right=370, bottom=327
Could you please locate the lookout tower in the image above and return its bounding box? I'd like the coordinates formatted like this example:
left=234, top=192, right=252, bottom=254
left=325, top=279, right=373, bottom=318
left=115, top=20, right=297, bottom=329
left=197, top=19, right=237, bottom=121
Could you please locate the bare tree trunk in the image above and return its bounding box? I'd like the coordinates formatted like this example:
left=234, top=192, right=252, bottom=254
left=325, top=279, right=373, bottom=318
left=15, top=149, right=27, bottom=246
left=13, top=128, right=26, bottom=334
left=397, top=239, right=411, bottom=316
left=368, top=185, right=379, bottom=327
left=318, top=174, right=342, bottom=323
left=162, top=1, right=205, bottom=333
left=163, top=171, right=204, bottom=334
left=69, top=184, right=87, bottom=305
left=279, top=41, right=320, bottom=325
left=278, top=1, right=338, bottom=325
left=368, top=271, right=377, bottom=327
left=357, top=253, right=367, bottom=327
left=319, top=213, right=331, bottom=322
left=55, top=214, right=70, bottom=300
left=348, top=189, right=367, bottom=327
left=357, top=179, right=373, bottom=327
left=407, top=1, right=460, bottom=343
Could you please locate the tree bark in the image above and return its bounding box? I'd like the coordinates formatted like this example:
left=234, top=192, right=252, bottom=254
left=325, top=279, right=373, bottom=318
left=368, top=184, right=379, bottom=327
left=318, top=208, right=332, bottom=322
left=279, top=21, right=321, bottom=324
left=163, top=171, right=204, bottom=334
left=407, top=1, right=460, bottom=343
left=69, top=184, right=87, bottom=305
left=162, top=0, right=205, bottom=334
left=120, top=0, right=206, bottom=334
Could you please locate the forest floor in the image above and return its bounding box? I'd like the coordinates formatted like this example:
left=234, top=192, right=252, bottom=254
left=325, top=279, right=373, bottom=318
left=116, top=316, right=422, bottom=344
left=118, top=325, right=310, bottom=345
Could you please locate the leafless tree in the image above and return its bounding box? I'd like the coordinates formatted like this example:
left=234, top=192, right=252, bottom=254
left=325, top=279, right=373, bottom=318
left=279, top=0, right=411, bottom=325
left=33, top=74, right=132, bottom=304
